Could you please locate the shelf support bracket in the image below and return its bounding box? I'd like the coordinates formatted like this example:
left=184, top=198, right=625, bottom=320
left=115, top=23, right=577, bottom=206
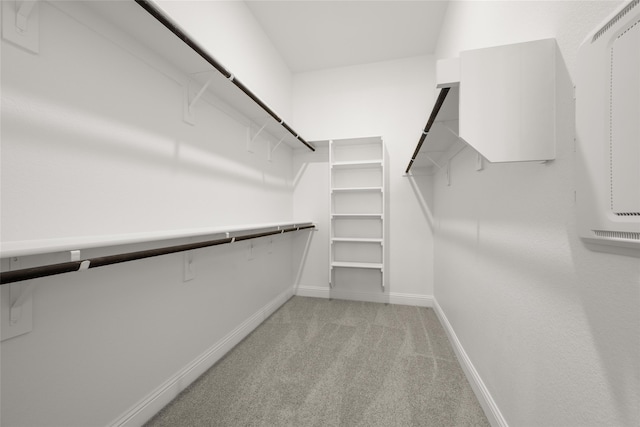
left=16, top=0, right=36, bottom=31
left=2, top=257, right=34, bottom=341
left=10, top=282, right=33, bottom=325
left=439, top=120, right=460, bottom=139
left=2, top=0, right=39, bottom=53
left=424, top=154, right=443, bottom=170
left=475, top=152, right=484, bottom=171
left=189, top=76, right=214, bottom=112
left=247, top=121, right=268, bottom=153
left=267, top=137, right=285, bottom=162
left=183, top=75, right=214, bottom=125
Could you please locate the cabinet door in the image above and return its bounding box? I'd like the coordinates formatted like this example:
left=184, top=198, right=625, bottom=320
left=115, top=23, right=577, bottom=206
left=460, top=38, right=557, bottom=162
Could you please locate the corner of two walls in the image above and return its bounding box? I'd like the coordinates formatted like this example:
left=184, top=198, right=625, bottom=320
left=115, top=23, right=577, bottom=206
left=152, top=1, right=439, bottom=306
left=432, top=1, right=639, bottom=426
left=291, top=55, right=437, bottom=305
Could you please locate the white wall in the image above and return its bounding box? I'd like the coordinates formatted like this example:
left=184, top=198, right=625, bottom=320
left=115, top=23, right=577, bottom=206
left=291, top=56, right=436, bottom=302
left=292, top=146, right=330, bottom=293
left=433, top=2, right=639, bottom=426
left=0, top=1, right=302, bottom=425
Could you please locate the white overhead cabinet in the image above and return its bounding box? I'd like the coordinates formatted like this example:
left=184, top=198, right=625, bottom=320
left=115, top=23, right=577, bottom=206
left=406, top=38, right=563, bottom=175
left=459, top=38, right=559, bottom=162
left=329, top=137, right=385, bottom=292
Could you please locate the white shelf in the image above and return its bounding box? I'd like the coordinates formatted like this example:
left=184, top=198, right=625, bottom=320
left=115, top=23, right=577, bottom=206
left=331, top=237, right=383, bottom=244
left=332, top=160, right=382, bottom=169
left=329, top=137, right=385, bottom=292
left=331, top=187, right=382, bottom=193
left=331, top=213, right=383, bottom=219
left=331, top=261, right=383, bottom=270
left=1, top=221, right=315, bottom=258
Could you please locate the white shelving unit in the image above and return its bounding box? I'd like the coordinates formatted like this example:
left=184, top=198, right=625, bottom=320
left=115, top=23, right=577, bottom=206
left=329, top=137, right=385, bottom=292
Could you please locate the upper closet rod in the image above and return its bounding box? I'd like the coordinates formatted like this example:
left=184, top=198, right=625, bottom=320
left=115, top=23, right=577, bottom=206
left=0, top=224, right=315, bottom=285
left=134, top=0, right=315, bottom=152
left=405, top=87, right=451, bottom=173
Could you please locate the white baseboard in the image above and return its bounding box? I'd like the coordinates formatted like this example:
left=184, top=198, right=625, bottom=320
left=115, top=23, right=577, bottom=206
left=294, top=285, right=330, bottom=299
left=109, top=287, right=294, bottom=427
left=432, top=299, right=508, bottom=427
left=388, top=292, right=433, bottom=307
left=294, top=285, right=433, bottom=307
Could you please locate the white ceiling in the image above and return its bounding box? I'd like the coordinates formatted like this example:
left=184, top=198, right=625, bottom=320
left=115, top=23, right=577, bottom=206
left=244, top=1, right=449, bottom=73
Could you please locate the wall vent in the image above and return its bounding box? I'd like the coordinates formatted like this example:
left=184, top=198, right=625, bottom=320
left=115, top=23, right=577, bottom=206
left=576, top=0, right=640, bottom=255
left=593, top=230, right=640, bottom=241
left=592, top=0, right=639, bottom=42
left=609, top=16, right=640, bottom=217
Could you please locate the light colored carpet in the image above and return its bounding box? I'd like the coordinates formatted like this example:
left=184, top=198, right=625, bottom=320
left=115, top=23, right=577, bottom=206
left=145, top=296, right=490, bottom=426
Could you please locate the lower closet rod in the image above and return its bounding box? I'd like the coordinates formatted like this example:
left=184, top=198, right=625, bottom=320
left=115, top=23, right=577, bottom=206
left=0, top=225, right=315, bottom=285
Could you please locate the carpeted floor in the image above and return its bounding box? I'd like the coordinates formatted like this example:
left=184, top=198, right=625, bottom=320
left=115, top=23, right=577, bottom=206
left=145, top=296, right=490, bottom=426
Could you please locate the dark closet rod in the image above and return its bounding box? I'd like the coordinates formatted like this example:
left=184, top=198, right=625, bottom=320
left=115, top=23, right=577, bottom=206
left=0, top=225, right=315, bottom=285
left=134, top=0, right=315, bottom=152
left=405, top=87, right=451, bottom=174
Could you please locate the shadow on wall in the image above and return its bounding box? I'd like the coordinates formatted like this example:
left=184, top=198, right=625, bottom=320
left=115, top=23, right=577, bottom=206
left=406, top=172, right=436, bottom=233
left=571, top=138, right=640, bottom=426
left=2, top=89, right=292, bottom=192
left=292, top=228, right=316, bottom=294
left=431, top=42, right=639, bottom=425
left=569, top=225, right=640, bottom=426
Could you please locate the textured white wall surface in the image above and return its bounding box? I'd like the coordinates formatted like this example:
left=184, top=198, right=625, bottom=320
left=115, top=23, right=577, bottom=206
left=433, top=1, right=639, bottom=426
left=292, top=56, right=436, bottom=298
left=1, top=1, right=294, bottom=243
left=1, top=2, right=300, bottom=425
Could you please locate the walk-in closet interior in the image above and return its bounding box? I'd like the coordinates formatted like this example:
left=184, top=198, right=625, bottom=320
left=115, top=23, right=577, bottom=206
left=1, top=1, right=639, bottom=426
